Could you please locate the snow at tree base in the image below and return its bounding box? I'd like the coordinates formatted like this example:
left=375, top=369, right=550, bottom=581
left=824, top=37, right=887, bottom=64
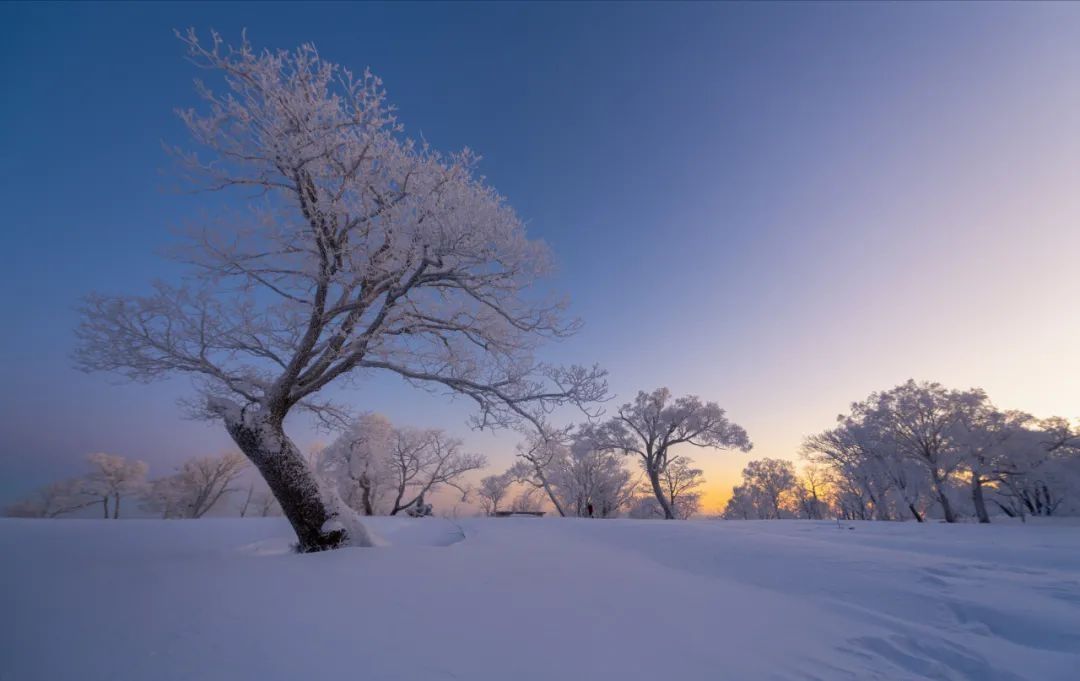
left=3, top=517, right=1078, bottom=681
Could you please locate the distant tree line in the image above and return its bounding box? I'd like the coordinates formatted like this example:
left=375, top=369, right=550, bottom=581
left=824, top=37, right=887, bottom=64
left=5, top=452, right=280, bottom=520
left=724, top=380, right=1080, bottom=522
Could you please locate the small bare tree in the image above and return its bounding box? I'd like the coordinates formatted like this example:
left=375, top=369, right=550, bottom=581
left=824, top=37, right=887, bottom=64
left=4, top=479, right=99, bottom=518
left=84, top=453, right=149, bottom=519
left=508, top=435, right=571, bottom=517
left=143, top=453, right=248, bottom=518
left=386, top=428, right=485, bottom=515
left=510, top=486, right=546, bottom=513
left=74, top=31, right=605, bottom=550
left=587, top=388, right=751, bottom=519
left=476, top=473, right=512, bottom=515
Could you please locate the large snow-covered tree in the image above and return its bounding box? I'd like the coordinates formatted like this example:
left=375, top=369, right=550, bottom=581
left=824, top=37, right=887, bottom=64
left=586, top=388, right=751, bottom=519
left=74, top=31, right=605, bottom=551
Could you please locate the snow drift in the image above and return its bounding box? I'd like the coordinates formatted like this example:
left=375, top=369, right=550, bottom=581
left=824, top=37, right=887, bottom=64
left=2, top=517, right=1078, bottom=680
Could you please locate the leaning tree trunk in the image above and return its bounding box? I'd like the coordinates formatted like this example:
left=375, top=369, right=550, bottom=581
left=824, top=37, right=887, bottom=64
left=931, top=472, right=957, bottom=523
left=908, top=503, right=924, bottom=523
left=971, top=476, right=991, bottom=524
left=224, top=413, right=349, bottom=552
left=539, top=477, right=567, bottom=518
left=647, top=468, right=676, bottom=520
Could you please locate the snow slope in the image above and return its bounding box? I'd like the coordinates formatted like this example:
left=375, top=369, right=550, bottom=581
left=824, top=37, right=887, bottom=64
left=2, top=517, right=1078, bottom=681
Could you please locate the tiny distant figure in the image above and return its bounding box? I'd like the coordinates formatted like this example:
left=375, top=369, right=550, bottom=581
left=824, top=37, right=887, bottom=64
left=587, top=502, right=594, bottom=518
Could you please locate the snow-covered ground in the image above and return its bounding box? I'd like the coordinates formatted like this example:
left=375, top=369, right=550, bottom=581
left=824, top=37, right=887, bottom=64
left=2, top=517, right=1078, bottom=681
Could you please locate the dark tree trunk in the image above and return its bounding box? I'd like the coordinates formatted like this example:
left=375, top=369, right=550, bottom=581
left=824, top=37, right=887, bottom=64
left=240, top=484, right=253, bottom=518
left=993, top=500, right=1016, bottom=518
left=224, top=414, right=347, bottom=552
left=908, top=503, right=924, bottom=523
left=930, top=471, right=956, bottom=523
left=360, top=479, right=375, bottom=516
left=101, top=496, right=109, bottom=519
left=647, top=467, right=676, bottom=519
left=971, top=476, right=990, bottom=524
left=113, top=493, right=120, bottom=519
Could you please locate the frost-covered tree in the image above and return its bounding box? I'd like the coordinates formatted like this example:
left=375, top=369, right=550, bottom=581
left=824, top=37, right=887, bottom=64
left=852, top=381, right=981, bottom=523
left=385, top=428, right=485, bottom=516
left=743, top=458, right=798, bottom=519
left=508, top=428, right=637, bottom=518
left=84, top=453, right=149, bottom=519
left=509, top=486, right=547, bottom=513
left=992, top=418, right=1080, bottom=518
left=508, top=434, right=571, bottom=517
left=74, top=32, right=605, bottom=550
left=142, top=453, right=248, bottom=518
left=954, top=407, right=1031, bottom=523
left=802, top=380, right=1080, bottom=523
left=654, top=456, right=703, bottom=519
left=4, top=479, right=98, bottom=518
left=722, top=458, right=798, bottom=520
left=793, top=464, right=832, bottom=520
left=476, top=473, right=512, bottom=516
left=587, top=388, right=750, bottom=519
left=721, top=485, right=757, bottom=520
left=317, top=414, right=485, bottom=516
left=552, top=436, right=637, bottom=518
left=316, top=414, right=395, bottom=516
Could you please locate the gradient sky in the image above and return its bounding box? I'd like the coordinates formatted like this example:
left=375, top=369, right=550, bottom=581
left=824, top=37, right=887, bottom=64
left=2, top=1, right=1079, bottom=512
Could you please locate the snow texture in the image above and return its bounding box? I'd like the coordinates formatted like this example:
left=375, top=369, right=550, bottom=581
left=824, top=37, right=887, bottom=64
left=2, top=517, right=1078, bottom=680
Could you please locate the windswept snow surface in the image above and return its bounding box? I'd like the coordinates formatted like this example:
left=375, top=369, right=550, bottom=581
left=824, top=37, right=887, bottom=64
left=2, top=518, right=1078, bottom=681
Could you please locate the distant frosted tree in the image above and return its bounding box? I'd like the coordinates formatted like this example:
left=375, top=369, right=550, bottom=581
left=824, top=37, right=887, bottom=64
left=793, top=464, right=832, bottom=520
left=587, top=388, right=750, bottom=519
left=993, top=418, right=1080, bottom=518
left=657, top=456, right=704, bottom=518
left=721, top=485, right=757, bottom=520
left=4, top=479, right=97, bottom=518
left=84, top=453, right=149, bottom=519
left=510, top=429, right=638, bottom=518
left=743, top=458, right=798, bottom=519
left=74, top=31, right=605, bottom=551
left=722, top=459, right=798, bottom=520
left=476, top=474, right=512, bottom=516
left=853, top=381, right=980, bottom=523
left=385, top=428, right=485, bottom=516
left=509, top=486, right=547, bottom=513
left=143, top=453, right=248, bottom=518
left=316, top=414, right=395, bottom=516
left=802, top=380, right=1080, bottom=523
left=317, top=414, right=485, bottom=516
left=955, top=407, right=1031, bottom=523
left=509, top=434, right=571, bottom=517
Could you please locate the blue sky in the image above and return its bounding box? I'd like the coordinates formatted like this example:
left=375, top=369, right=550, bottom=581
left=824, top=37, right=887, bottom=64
left=2, top=2, right=1079, bottom=509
